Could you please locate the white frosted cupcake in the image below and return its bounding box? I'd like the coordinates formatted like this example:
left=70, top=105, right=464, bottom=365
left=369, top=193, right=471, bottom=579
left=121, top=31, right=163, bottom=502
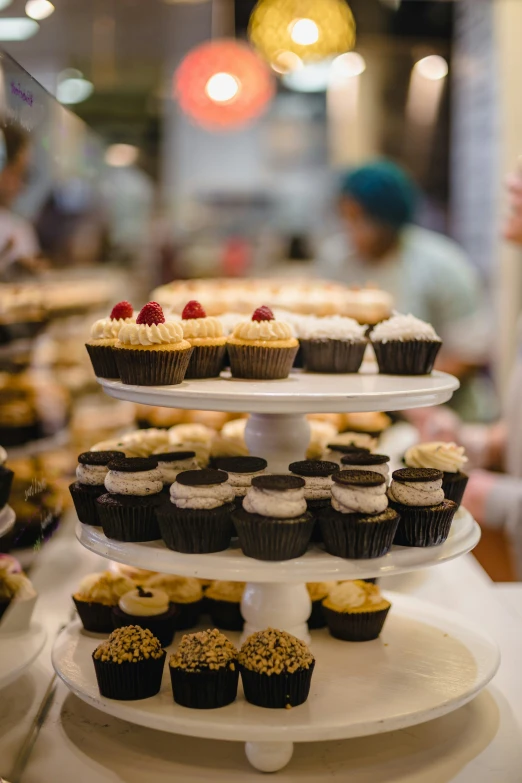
left=111, top=585, right=177, bottom=646
left=298, top=315, right=367, bottom=373
left=85, top=300, right=134, bottom=378
left=181, top=300, right=227, bottom=378
left=404, top=441, right=468, bottom=507
left=370, top=313, right=442, bottom=375
left=227, top=306, right=298, bottom=380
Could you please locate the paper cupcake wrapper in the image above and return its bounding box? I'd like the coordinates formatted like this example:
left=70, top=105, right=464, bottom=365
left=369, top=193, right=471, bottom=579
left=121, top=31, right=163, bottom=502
left=73, top=597, right=114, bottom=634
left=300, top=339, right=367, bottom=374
left=317, top=508, right=400, bottom=559
left=114, top=346, right=193, bottom=386
left=170, top=665, right=239, bottom=709
left=372, top=340, right=442, bottom=375
left=0, top=466, right=14, bottom=509
left=307, top=500, right=330, bottom=543
left=308, top=599, right=327, bottom=630
left=97, top=495, right=162, bottom=542
left=112, top=606, right=177, bottom=647
left=156, top=503, right=235, bottom=554
left=173, top=599, right=204, bottom=631
left=323, top=605, right=390, bottom=641
left=239, top=662, right=315, bottom=709
left=442, top=472, right=468, bottom=508
left=232, top=510, right=314, bottom=561
left=69, top=482, right=105, bottom=526
left=207, top=598, right=244, bottom=631
left=93, top=651, right=166, bottom=701
left=85, top=343, right=119, bottom=378
left=0, top=422, right=42, bottom=448
left=185, top=344, right=227, bottom=379
left=227, top=344, right=298, bottom=380
left=389, top=500, right=457, bottom=547
left=293, top=345, right=304, bottom=368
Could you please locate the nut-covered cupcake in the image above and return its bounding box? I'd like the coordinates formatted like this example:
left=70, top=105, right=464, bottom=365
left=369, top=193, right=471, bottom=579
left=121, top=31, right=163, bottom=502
left=157, top=469, right=235, bottom=554
left=181, top=301, right=227, bottom=379
left=388, top=468, right=458, bottom=546
left=72, top=571, right=135, bottom=633
left=0, top=445, right=14, bottom=510
left=370, top=313, right=442, bottom=375
left=145, top=574, right=204, bottom=630
left=307, top=581, right=337, bottom=629
left=340, top=452, right=390, bottom=482
left=96, top=457, right=163, bottom=542
left=227, top=306, right=299, bottom=380
left=233, top=475, right=314, bottom=561
left=213, top=456, right=267, bottom=507
left=169, top=628, right=239, bottom=709
left=114, top=302, right=193, bottom=386
left=205, top=581, right=245, bottom=631
left=112, top=585, right=177, bottom=647
left=238, top=628, right=315, bottom=709
left=153, top=451, right=199, bottom=491
left=298, top=315, right=367, bottom=373
left=404, top=442, right=468, bottom=507
left=322, top=580, right=391, bottom=641
left=69, top=451, right=125, bottom=526
left=85, top=301, right=134, bottom=378
left=317, top=471, right=400, bottom=559
left=92, top=625, right=166, bottom=701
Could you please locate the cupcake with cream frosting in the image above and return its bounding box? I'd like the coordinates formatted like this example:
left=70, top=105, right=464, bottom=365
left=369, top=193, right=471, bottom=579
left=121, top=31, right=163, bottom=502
left=180, top=300, right=227, bottom=378
left=299, top=315, right=367, bottom=373
left=322, top=580, right=391, bottom=641
left=213, top=456, right=267, bottom=507
left=153, top=451, right=199, bottom=491
left=205, top=580, right=245, bottom=631
left=72, top=570, right=135, bottom=633
left=227, top=306, right=298, bottom=379
left=112, top=585, right=177, bottom=646
left=69, top=451, right=125, bottom=526
left=370, top=313, right=442, bottom=375
left=114, top=301, right=192, bottom=386
left=388, top=467, right=458, bottom=546
left=85, top=301, right=134, bottom=378
left=145, top=574, right=204, bottom=630
left=167, top=423, right=215, bottom=467
left=404, top=441, right=468, bottom=507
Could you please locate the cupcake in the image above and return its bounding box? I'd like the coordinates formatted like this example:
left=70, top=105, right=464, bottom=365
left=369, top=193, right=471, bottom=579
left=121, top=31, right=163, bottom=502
left=145, top=574, right=204, bottom=630
left=96, top=457, right=163, bottom=542
left=157, top=469, right=235, bottom=554
left=322, top=580, right=391, bottom=641
left=233, top=475, right=314, bottom=561
left=85, top=301, right=134, bottom=378
left=324, top=440, right=375, bottom=464
left=73, top=571, right=135, bottom=633
left=213, top=457, right=267, bottom=507
left=340, top=452, right=390, bottom=481
left=0, top=565, right=35, bottom=624
left=288, top=460, right=338, bottom=511
left=180, top=301, right=227, bottom=379
left=205, top=581, right=245, bottom=631
left=110, top=564, right=157, bottom=583
left=370, top=313, right=442, bottom=375
left=226, top=306, right=299, bottom=380
left=404, top=442, right=469, bottom=507
left=153, top=451, right=199, bottom=492
left=114, top=302, right=193, bottom=386
left=112, top=585, right=177, bottom=647
left=0, top=445, right=14, bottom=509
left=238, top=628, right=315, bottom=709
left=306, top=419, right=338, bottom=460
left=317, top=471, right=400, bottom=559
left=92, top=626, right=166, bottom=701
left=307, top=581, right=337, bottom=629
left=298, top=315, right=367, bottom=373
left=388, top=468, right=458, bottom=546
left=169, top=628, right=239, bottom=709
left=69, top=451, right=125, bottom=526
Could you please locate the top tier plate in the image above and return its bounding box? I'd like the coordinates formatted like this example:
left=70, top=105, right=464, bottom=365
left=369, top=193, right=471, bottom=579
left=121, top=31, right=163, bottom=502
left=98, top=369, right=459, bottom=414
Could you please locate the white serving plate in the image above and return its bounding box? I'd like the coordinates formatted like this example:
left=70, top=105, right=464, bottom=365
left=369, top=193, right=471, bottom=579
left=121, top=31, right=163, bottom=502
left=0, top=622, right=47, bottom=690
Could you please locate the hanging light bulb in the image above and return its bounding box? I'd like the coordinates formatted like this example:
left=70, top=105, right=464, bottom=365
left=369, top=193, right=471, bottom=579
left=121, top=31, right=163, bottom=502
left=205, top=72, right=240, bottom=103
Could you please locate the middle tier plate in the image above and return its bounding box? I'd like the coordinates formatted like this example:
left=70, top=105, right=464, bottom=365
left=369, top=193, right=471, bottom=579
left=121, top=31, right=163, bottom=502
left=77, top=507, right=480, bottom=582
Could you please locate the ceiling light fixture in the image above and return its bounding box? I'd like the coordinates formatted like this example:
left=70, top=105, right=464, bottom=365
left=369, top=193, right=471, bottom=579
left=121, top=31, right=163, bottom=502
left=289, top=18, right=319, bottom=46
left=205, top=72, right=240, bottom=103
left=0, top=18, right=39, bottom=40
left=25, top=0, right=55, bottom=20
left=414, top=54, right=448, bottom=81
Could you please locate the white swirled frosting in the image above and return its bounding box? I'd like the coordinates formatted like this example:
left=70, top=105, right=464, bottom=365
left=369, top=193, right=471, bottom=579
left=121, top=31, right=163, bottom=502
left=104, top=468, right=163, bottom=496
left=227, top=470, right=266, bottom=496
left=118, top=321, right=184, bottom=347
left=325, top=581, right=384, bottom=610
left=157, top=456, right=199, bottom=485
left=371, top=313, right=440, bottom=343
left=299, top=475, right=333, bottom=501
left=182, top=317, right=224, bottom=340
left=242, top=486, right=307, bottom=519
left=388, top=478, right=444, bottom=507
left=331, top=481, right=388, bottom=515
left=170, top=481, right=235, bottom=510
left=298, top=315, right=367, bottom=341
left=231, top=320, right=293, bottom=342
left=76, top=463, right=109, bottom=486
left=404, top=442, right=468, bottom=474
left=90, top=317, right=133, bottom=341
left=340, top=462, right=389, bottom=480
left=118, top=588, right=170, bottom=616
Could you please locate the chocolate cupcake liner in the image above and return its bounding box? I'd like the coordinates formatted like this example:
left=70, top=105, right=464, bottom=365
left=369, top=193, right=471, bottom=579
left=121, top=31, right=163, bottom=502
left=389, top=500, right=458, bottom=547
left=442, top=472, right=469, bottom=508
left=240, top=662, right=315, bottom=709
left=93, top=651, right=166, bottom=701
left=185, top=343, right=227, bottom=379
left=307, top=499, right=330, bottom=543
left=156, top=503, right=235, bottom=554
left=323, top=605, right=390, bottom=641
left=300, top=339, right=367, bottom=374
left=114, top=346, right=193, bottom=386
left=85, top=343, right=119, bottom=378
left=73, top=597, right=114, bottom=633
left=174, top=599, right=204, bottom=630
left=308, top=599, right=327, bottom=630
left=293, top=345, right=304, bottom=369
left=232, top=509, right=314, bottom=561
left=372, top=340, right=442, bottom=375
left=227, top=344, right=298, bottom=380
left=206, top=598, right=244, bottom=631
left=317, top=508, right=400, bottom=559
left=69, top=482, right=105, bottom=526
left=97, top=494, right=162, bottom=542
left=112, top=606, right=177, bottom=647
left=0, top=598, right=12, bottom=623
left=170, top=665, right=239, bottom=709
left=0, top=466, right=14, bottom=509
left=0, top=423, right=41, bottom=448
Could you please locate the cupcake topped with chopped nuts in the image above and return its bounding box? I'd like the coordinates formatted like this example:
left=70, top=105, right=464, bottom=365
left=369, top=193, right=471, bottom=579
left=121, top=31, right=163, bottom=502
left=170, top=628, right=237, bottom=672
left=93, top=625, right=165, bottom=663
left=238, top=628, right=314, bottom=675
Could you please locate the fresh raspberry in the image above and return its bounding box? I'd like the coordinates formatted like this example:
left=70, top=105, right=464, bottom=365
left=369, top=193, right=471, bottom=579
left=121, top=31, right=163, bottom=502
left=182, top=300, right=207, bottom=320
left=252, top=305, right=275, bottom=322
left=136, top=301, right=165, bottom=326
left=110, top=301, right=133, bottom=320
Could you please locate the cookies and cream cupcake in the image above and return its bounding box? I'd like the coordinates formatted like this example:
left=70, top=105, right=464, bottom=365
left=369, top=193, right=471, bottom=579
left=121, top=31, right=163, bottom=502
left=370, top=313, right=442, bottom=375
left=112, top=585, right=177, bottom=646
left=180, top=300, right=227, bottom=378
left=205, top=581, right=245, bottom=631
left=388, top=467, right=458, bottom=546
left=298, top=315, right=367, bottom=373
left=73, top=571, right=135, bottom=633
left=85, top=301, right=134, bottom=378
left=324, top=437, right=377, bottom=463
left=92, top=626, right=166, bottom=701
left=289, top=460, right=338, bottom=510
left=69, top=451, right=125, bottom=526
left=213, top=456, right=267, bottom=507
left=227, top=306, right=298, bottom=380
left=340, top=452, right=390, bottom=481
left=145, top=574, right=204, bottom=630
left=322, top=580, right=391, bottom=641
left=153, top=451, right=199, bottom=490
left=404, top=441, right=469, bottom=507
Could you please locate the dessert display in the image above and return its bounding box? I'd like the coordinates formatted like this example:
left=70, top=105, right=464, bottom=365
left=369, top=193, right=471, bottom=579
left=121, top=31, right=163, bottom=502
left=153, top=451, right=199, bottom=489
left=112, top=585, right=177, bottom=646
left=205, top=580, right=245, bottom=631
left=145, top=574, right=204, bottom=629
left=288, top=460, right=338, bottom=511
left=180, top=300, right=227, bottom=379
left=0, top=445, right=14, bottom=510
left=226, top=306, right=299, bottom=380
left=69, top=451, right=125, bottom=526
left=404, top=442, right=469, bottom=507
left=370, top=314, right=442, bottom=375
left=92, top=626, right=166, bottom=701
left=306, top=581, right=336, bottom=629
left=298, top=315, right=367, bottom=373
left=85, top=301, right=134, bottom=378
left=212, top=456, right=267, bottom=506
left=388, top=468, right=458, bottom=547
left=322, top=580, right=391, bottom=641
left=73, top=571, right=135, bottom=633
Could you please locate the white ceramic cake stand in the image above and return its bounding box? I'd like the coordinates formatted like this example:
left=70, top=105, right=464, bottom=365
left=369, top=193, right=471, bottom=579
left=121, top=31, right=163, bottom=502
left=0, top=505, right=15, bottom=539
left=52, top=594, right=499, bottom=772
left=0, top=622, right=46, bottom=690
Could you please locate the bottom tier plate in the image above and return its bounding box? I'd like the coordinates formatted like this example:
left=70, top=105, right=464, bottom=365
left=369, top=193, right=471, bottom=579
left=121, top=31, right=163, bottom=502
left=0, top=622, right=47, bottom=690
left=52, top=593, right=499, bottom=743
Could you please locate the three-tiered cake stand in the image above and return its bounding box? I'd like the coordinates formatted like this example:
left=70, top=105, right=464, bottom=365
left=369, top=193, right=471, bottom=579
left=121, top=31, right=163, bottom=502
left=52, top=369, right=499, bottom=773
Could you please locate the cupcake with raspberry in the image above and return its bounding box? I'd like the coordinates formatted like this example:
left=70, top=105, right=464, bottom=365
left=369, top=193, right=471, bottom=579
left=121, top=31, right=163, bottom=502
left=85, top=300, right=134, bottom=378
left=299, top=315, right=367, bottom=373
left=226, top=306, right=298, bottom=380
left=181, top=300, right=227, bottom=378
left=370, top=313, right=442, bottom=375
left=114, top=302, right=192, bottom=386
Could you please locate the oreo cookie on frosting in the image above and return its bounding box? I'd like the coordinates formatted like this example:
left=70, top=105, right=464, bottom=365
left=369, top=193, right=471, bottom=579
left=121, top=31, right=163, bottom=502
left=289, top=460, right=339, bottom=477
left=70, top=450, right=126, bottom=526
left=107, top=456, right=159, bottom=472
left=251, top=474, right=305, bottom=491
left=155, top=451, right=197, bottom=462
left=340, top=452, right=390, bottom=481
left=214, top=457, right=267, bottom=474
left=388, top=466, right=457, bottom=547
left=78, top=451, right=125, bottom=466
left=289, top=460, right=338, bottom=520
left=332, top=470, right=386, bottom=487
left=392, top=467, right=443, bottom=483
left=154, top=451, right=200, bottom=489
left=176, top=469, right=229, bottom=486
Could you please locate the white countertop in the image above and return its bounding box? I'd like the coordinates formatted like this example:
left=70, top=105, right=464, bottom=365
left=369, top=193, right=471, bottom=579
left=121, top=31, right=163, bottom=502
left=1, top=513, right=522, bottom=782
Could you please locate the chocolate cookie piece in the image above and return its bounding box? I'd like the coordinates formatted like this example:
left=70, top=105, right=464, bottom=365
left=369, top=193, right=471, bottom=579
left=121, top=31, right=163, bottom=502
left=340, top=453, right=389, bottom=466
left=289, top=460, right=339, bottom=477
left=154, top=451, right=196, bottom=462
left=214, top=456, right=267, bottom=474
left=78, top=451, right=125, bottom=466
left=107, top=456, right=159, bottom=472
left=392, top=467, right=443, bottom=483
left=332, top=470, right=386, bottom=487
left=176, top=469, right=229, bottom=486
left=251, top=474, right=305, bottom=491
left=327, top=444, right=371, bottom=455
